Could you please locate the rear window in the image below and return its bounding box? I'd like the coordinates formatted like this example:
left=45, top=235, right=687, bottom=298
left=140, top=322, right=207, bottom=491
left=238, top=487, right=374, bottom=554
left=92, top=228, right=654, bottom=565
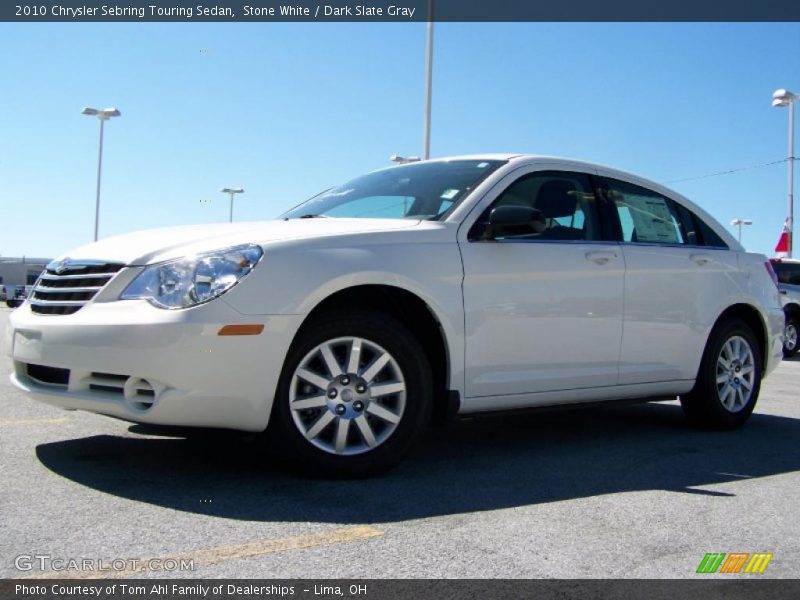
left=772, top=261, right=800, bottom=285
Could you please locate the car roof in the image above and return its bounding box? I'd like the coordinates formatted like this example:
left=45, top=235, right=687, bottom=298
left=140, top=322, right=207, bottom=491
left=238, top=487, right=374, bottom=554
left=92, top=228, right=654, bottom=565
left=431, top=154, right=674, bottom=189
left=430, top=153, right=640, bottom=172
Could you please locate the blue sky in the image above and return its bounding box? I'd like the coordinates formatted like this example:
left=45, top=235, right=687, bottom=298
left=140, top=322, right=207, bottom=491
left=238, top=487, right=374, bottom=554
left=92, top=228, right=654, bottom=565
left=0, top=22, right=798, bottom=258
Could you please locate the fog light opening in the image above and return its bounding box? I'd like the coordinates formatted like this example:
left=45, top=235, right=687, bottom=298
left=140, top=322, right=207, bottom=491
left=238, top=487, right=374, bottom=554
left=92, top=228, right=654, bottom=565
left=123, top=377, right=157, bottom=411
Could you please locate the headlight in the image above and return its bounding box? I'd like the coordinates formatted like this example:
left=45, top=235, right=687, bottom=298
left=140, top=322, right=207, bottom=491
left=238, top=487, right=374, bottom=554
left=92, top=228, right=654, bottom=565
left=120, top=244, right=263, bottom=309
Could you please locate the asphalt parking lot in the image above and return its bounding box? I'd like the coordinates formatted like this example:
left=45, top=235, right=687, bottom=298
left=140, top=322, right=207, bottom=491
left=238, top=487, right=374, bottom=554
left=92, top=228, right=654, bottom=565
left=1, top=305, right=799, bottom=579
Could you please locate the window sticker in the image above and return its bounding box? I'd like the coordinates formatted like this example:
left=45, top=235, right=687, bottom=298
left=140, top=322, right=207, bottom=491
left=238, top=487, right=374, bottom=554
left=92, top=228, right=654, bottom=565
left=624, top=196, right=681, bottom=243
left=441, top=189, right=459, bottom=200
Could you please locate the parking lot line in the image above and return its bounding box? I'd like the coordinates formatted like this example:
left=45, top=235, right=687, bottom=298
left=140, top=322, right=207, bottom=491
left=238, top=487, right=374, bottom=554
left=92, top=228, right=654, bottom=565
left=26, top=526, right=385, bottom=579
left=0, top=417, right=69, bottom=426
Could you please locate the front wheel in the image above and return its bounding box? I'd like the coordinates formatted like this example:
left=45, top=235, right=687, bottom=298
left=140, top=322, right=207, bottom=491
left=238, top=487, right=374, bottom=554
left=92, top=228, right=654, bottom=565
left=680, top=318, right=762, bottom=429
left=784, top=314, right=799, bottom=358
left=269, top=310, right=433, bottom=477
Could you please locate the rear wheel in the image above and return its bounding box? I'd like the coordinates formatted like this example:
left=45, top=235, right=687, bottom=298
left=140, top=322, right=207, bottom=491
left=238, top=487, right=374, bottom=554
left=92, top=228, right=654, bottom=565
left=269, top=310, right=432, bottom=477
left=680, top=318, right=762, bottom=429
left=784, top=313, right=799, bottom=358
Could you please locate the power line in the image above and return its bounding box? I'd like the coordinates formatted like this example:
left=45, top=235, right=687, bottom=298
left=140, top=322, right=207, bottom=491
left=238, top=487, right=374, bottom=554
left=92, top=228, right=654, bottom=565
left=665, top=158, right=790, bottom=184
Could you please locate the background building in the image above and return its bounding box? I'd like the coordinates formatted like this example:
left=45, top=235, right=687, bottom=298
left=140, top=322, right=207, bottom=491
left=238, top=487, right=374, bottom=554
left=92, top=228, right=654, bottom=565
left=0, top=257, right=50, bottom=287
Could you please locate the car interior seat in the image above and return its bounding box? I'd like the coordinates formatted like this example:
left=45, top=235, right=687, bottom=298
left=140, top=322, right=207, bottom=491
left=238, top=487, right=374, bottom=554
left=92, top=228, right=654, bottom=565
left=533, top=180, right=584, bottom=240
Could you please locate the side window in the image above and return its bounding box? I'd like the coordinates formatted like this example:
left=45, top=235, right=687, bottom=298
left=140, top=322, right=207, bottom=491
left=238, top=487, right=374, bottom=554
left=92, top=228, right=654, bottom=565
left=774, top=262, right=800, bottom=285
left=674, top=204, right=700, bottom=246
left=603, top=178, right=686, bottom=245
left=695, top=216, right=729, bottom=248
left=479, top=171, right=600, bottom=241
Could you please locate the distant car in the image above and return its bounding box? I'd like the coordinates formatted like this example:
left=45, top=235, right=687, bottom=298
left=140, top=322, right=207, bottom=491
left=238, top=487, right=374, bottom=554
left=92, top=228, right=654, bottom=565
left=7, top=155, right=786, bottom=476
left=770, top=258, right=800, bottom=357
left=6, top=285, right=31, bottom=309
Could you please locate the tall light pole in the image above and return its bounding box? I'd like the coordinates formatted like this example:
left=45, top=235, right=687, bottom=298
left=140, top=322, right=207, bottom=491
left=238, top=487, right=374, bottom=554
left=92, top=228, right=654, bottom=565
left=773, top=88, right=797, bottom=258
left=82, top=107, right=121, bottom=242
left=422, top=0, right=434, bottom=160
left=730, top=218, right=753, bottom=244
left=220, top=188, right=244, bottom=222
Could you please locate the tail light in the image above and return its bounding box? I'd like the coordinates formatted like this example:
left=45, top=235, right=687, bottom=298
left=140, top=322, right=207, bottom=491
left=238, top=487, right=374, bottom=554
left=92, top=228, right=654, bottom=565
left=765, top=261, right=780, bottom=288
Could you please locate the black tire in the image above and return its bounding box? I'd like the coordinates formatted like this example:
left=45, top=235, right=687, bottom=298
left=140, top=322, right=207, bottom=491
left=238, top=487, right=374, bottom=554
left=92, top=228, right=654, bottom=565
left=680, top=318, right=762, bottom=429
left=783, top=313, right=799, bottom=358
left=268, top=309, right=433, bottom=478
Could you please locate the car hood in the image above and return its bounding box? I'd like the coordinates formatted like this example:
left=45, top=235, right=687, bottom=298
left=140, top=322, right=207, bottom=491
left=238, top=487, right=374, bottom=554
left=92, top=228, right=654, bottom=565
left=57, top=218, right=421, bottom=265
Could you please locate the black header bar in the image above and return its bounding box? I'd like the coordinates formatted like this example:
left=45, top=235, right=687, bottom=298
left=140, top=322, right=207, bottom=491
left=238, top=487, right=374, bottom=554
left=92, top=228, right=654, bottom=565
left=3, top=0, right=800, bottom=22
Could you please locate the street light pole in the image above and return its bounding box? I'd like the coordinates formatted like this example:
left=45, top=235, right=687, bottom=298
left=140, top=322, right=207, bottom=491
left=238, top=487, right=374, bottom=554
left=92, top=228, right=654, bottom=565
left=220, top=188, right=244, bottom=222
left=730, top=218, right=753, bottom=244
left=82, top=107, right=121, bottom=242
left=422, top=0, right=434, bottom=160
left=94, top=118, right=105, bottom=243
left=773, top=88, right=797, bottom=258
left=789, top=99, right=795, bottom=257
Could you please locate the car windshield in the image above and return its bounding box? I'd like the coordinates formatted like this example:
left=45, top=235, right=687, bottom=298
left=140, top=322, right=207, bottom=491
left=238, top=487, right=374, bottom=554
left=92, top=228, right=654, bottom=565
left=280, top=159, right=506, bottom=220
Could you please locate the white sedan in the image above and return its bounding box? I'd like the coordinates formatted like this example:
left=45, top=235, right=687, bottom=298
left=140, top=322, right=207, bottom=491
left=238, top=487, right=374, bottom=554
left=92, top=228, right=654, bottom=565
left=6, top=155, right=785, bottom=476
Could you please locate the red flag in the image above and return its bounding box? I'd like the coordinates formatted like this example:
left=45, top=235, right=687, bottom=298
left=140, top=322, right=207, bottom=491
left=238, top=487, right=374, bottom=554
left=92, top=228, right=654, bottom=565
left=775, top=219, right=791, bottom=258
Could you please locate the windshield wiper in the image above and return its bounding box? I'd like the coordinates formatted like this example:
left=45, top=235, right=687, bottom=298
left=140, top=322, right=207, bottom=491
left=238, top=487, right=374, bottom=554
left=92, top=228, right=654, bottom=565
left=283, top=214, right=330, bottom=220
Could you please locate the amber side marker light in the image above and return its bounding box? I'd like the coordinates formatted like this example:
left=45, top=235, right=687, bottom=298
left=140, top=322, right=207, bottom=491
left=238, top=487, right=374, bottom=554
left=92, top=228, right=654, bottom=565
left=218, top=324, right=265, bottom=336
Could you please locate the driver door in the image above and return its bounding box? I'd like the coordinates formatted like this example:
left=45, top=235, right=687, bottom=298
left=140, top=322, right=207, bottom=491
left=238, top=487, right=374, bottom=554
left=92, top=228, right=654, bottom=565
left=459, top=169, right=624, bottom=401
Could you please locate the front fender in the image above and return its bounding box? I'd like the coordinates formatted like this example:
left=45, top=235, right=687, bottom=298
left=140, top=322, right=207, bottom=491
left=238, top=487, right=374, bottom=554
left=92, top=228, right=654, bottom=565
left=220, top=237, right=466, bottom=398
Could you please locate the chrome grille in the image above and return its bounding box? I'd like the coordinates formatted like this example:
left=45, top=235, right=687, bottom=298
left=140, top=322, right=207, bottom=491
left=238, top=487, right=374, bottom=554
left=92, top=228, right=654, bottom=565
left=30, top=260, right=125, bottom=315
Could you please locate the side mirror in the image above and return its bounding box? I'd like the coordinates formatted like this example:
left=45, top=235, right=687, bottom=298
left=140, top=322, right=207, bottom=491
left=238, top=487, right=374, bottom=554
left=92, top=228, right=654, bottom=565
left=484, top=206, right=544, bottom=240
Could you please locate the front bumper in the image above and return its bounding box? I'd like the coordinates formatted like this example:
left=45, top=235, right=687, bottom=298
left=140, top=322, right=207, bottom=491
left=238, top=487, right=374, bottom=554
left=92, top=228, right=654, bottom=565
left=6, top=299, right=304, bottom=432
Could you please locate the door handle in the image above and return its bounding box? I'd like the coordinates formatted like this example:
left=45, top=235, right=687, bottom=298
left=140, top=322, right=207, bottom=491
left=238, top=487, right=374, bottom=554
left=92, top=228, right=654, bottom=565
left=690, top=253, right=713, bottom=266
left=585, top=251, right=618, bottom=265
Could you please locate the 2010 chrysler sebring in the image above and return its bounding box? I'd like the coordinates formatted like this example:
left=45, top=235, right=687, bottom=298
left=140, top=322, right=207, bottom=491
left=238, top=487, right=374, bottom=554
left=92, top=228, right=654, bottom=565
left=6, top=155, right=785, bottom=476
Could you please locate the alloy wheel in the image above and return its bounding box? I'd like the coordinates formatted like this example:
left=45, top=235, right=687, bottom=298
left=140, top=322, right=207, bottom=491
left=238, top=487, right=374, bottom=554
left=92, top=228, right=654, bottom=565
left=288, top=336, right=406, bottom=455
left=715, top=335, right=756, bottom=413
left=786, top=322, right=798, bottom=352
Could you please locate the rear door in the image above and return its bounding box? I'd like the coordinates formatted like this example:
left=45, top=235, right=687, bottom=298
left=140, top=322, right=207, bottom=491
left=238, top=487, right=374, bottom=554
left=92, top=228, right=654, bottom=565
left=596, top=176, right=738, bottom=384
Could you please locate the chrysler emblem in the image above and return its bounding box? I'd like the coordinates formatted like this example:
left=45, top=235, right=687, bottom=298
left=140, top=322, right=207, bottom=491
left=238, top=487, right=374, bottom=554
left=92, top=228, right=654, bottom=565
left=55, top=258, right=71, bottom=274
